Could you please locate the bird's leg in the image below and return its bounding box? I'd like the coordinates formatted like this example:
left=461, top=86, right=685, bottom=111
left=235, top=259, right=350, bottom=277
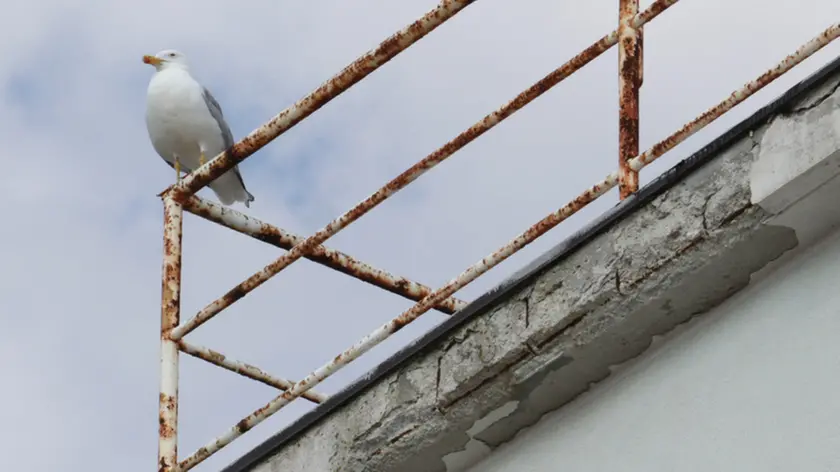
left=199, top=151, right=206, bottom=166
left=157, top=155, right=183, bottom=198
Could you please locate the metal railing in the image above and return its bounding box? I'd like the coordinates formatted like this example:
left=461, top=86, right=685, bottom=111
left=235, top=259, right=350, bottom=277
left=155, top=0, right=840, bottom=469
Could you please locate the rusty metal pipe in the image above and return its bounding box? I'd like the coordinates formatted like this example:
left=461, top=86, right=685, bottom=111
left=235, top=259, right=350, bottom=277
left=177, top=340, right=327, bottom=404
left=618, top=0, right=641, bottom=199
left=178, top=19, right=840, bottom=469
left=169, top=0, right=682, bottom=344
left=182, top=195, right=467, bottom=314
left=630, top=21, right=840, bottom=172
left=164, top=0, right=480, bottom=202
left=158, top=196, right=183, bottom=472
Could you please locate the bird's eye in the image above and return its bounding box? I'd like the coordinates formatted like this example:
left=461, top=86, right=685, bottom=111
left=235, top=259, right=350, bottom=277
left=169, top=53, right=176, bottom=57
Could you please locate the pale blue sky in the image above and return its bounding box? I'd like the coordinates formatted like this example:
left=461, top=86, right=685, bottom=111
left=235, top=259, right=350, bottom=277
left=1, top=1, right=838, bottom=471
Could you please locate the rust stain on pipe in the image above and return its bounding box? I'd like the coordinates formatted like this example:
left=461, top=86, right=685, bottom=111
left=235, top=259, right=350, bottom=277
left=618, top=0, right=641, bottom=199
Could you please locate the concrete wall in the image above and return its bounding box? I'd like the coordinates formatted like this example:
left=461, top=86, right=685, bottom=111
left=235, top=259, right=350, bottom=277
left=469, top=227, right=840, bottom=472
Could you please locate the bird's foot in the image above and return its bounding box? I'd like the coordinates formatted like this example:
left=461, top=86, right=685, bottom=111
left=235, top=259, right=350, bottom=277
left=199, top=152, right=206, bottom=166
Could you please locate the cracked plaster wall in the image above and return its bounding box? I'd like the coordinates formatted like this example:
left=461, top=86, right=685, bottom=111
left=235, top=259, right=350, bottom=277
left=467, top=206, right=840, bottom=472
left=243, top=68, right=840, bottom=472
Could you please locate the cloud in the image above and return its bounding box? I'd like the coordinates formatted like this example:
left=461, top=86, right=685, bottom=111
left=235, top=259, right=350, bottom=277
left=1, top=0, right=838, bottom=470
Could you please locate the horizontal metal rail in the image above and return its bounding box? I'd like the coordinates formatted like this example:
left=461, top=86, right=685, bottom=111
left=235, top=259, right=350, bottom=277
left=178, top=340, right=327, bottom=404
left=169, top=0, right=680, bottom=343
left=164, top=0, right=480, bottom=203
left=183, top=195, right=466, bottom=314
left=176, top=21, right=840, bottom=471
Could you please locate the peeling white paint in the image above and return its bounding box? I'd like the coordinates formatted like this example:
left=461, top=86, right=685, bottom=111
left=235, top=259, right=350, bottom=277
left=749, top=84, right=840, bottom=214
left=442, top=401, right=519, bottom=471
left=748, top=82, right=840, bottom=250
left=469, top=228, right=840, bottom=472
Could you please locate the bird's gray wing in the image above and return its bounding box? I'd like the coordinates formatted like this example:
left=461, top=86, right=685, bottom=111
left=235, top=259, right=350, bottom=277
left=201, top=87, right=235, bottom=149
left=201, top=87, right=252, bottom=195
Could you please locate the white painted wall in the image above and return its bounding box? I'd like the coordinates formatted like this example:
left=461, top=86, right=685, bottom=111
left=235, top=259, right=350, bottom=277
left=469, top=228, right=840, bottom=472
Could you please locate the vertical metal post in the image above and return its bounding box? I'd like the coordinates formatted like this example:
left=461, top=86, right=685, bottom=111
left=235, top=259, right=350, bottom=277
left=618, top=0, right=642, bottom=199
left=159, top=196, right=183, bottom=472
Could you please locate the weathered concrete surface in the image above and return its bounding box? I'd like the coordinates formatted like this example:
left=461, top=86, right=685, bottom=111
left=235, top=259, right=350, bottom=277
left=231, top=60, right=840, bottom=472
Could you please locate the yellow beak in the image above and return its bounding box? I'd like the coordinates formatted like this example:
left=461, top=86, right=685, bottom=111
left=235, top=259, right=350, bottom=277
left=143, top=55, right=162, bottom=66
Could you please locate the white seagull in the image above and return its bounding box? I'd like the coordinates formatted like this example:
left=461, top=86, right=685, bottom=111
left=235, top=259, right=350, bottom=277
left=143, top=49, right=254, bottom=207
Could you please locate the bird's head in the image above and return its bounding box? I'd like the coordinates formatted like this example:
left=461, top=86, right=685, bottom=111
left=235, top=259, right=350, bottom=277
left=143, top=49, right=189, bottom=71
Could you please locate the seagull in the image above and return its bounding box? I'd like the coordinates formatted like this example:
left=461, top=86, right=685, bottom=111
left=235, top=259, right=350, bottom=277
left=143, top=49, right=255, bottom=207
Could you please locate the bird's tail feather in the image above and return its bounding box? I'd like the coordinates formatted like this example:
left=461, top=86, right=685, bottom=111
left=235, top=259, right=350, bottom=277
left=209, top=170, right=255, bottom=208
